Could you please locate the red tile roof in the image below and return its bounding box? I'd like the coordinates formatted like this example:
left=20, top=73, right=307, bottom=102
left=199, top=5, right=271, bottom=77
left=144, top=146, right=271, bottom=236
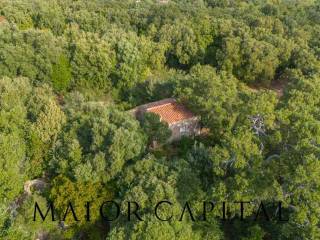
left=128, top=98, right=195, bottom=125
left=129, top=98, right=197, bottom=125
left=0, top=16, right=6, bottom=23
left=147, top=101, right=195, bottom=125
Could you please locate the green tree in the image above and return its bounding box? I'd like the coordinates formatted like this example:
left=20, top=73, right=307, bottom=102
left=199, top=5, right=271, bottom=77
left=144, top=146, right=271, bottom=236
left=68, top=27, right=116, bottom=91
left=141, top=112, right=172, bottom=146
left=51, top=54, right=71, bottom=92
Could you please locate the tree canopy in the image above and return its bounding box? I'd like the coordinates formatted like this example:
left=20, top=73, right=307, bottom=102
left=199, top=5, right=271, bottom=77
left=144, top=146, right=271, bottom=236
left=0, top=0, right=319, bottom=239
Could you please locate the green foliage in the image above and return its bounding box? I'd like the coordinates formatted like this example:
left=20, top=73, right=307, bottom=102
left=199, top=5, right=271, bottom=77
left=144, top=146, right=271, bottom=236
left=109, top=155, right=223, bottom=239
left=0, top=26, right=65, bottom=84
left=3, top=194, right=62, bottom=239
left=175, top=64, right=239, bottom=139
left=50, top=175, right=112, bottom=225
left=0, top=77, right=64, bottom=237
left=0, top=77, right=28, bottom=235
left=49, top=99, right=146, bottom=183
left=108, top=215, right=204, bottom=240
left=0, top=0, right=320, bottom=239
left=51, top=55, right=71, bottom=92
left=68, top=28, right=116, bottom=90
left=141, top=112, right=172, bottom=145
left=241, top=225, right=265, bottom=240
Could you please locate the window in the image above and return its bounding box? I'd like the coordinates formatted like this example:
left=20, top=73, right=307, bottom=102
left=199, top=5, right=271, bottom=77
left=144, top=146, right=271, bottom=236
left=180, top=125, right=188, bottom=134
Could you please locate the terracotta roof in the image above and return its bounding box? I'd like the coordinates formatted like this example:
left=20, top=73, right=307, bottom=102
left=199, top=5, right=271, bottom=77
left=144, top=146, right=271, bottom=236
left=129, top=98, right=197, bottom=125
left=0, top=16, right=6, bottom=23
left=147, top=101, right=195, bottom=124
left=129, top=98, right=195, bottom=125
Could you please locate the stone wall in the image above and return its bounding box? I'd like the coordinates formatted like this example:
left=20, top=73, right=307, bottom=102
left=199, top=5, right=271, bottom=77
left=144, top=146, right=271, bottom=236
left=169, top=117, right=200, bottom=142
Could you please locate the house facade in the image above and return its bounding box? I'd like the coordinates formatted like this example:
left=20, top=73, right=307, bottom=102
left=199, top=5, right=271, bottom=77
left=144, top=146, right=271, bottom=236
left=129, top=98, right=200, bottom=142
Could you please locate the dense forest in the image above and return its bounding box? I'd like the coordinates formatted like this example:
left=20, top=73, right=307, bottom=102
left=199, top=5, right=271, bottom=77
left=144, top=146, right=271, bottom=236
left=0, top=0, right=320, bottom=239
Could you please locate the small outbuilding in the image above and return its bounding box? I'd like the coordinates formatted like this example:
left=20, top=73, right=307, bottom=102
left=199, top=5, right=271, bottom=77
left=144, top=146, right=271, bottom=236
left=129, top=98, right=200, bottom=142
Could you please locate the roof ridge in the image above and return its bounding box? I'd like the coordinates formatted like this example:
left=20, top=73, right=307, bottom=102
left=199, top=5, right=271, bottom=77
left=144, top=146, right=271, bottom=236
left=146, top=102, right=173, bottom=110
left=139, top=98, right=176, bottom=109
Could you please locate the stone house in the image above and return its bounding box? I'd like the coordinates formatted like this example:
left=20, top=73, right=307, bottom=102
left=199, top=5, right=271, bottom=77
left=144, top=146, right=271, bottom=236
left=129, top=98, right=200, bottom=142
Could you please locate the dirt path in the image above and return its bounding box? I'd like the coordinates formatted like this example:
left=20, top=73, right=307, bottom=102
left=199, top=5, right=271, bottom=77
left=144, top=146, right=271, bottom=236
left=247, top=79, right=288, bottom=98
left=269, top=80, right=287, bottom=97
left=24, top=179, right=47, bottom=195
